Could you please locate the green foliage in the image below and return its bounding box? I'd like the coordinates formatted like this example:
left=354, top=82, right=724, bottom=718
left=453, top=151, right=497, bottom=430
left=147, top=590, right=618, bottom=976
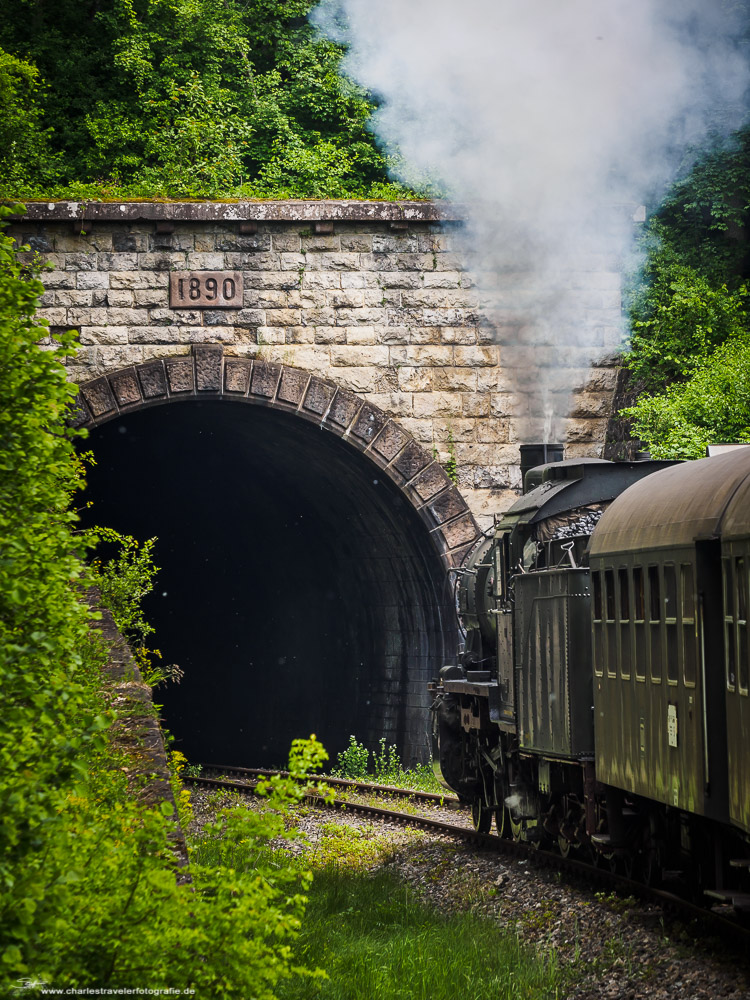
left=275, top=867, right=564, bottom=1000
left=333, top=735, right=369, bottom=779
left=623, top=331, right=750, bottom=459
left=87, top=525, right=182, bottom=686
left=0, top=0, right=425, bottom=200
left=333, top=735, right=442, bottom=792
left=0, top=50, right=59, bottom=187
left=624, top=123, right=750, bottom=454
left=626, top=229, right=748, bottom=391
left=0, top=205, right=99, bottom=978
left=372, top=737, right=401, bottom=784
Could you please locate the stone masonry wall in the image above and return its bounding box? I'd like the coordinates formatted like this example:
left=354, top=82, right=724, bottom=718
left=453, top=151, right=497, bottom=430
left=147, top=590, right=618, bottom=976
left=11, top=201, right=620, bottom=530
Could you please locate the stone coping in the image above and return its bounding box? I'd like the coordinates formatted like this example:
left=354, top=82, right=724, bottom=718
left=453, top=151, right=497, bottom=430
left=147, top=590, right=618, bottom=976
left=9, top=200, right=467, bottom=224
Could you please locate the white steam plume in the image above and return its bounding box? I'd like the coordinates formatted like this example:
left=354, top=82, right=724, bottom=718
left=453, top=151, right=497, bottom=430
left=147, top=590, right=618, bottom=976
left=312, top=0, right=749, bottom=444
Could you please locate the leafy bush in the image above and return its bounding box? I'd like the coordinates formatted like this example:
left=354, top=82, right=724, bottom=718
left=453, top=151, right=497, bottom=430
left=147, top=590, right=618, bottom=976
left=623, top=331, right=750, bottom=459
left=0, top=1, right=425, bottom=200
left=0, top=206, right=97, bottom=978
left=333, top=735, right=370, bottom=779
left=623, top=124, right=750, bottom=455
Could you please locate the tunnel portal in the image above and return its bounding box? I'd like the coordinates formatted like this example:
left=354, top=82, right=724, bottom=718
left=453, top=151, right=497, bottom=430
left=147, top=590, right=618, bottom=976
left=81, top=397, right=459, bottom=768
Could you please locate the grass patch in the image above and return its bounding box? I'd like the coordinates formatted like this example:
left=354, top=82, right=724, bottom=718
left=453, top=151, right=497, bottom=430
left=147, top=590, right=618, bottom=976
left=277, top=867, right=564, bottom=1000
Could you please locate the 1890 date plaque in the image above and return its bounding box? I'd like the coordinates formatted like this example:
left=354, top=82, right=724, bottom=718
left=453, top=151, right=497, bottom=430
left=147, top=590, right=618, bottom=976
left=169, top=271, right=243, bottom=308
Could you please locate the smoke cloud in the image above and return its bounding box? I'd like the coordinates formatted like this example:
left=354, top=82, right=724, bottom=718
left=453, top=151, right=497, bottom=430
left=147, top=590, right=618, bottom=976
left=312, top=0, right=749, bottom=443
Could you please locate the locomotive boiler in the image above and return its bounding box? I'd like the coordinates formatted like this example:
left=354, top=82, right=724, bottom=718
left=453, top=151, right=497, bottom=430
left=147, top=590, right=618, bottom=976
left=430, top=448, right=750, bottom=903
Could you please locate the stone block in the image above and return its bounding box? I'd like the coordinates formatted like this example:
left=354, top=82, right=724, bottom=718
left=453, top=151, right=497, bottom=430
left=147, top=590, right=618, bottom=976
left=37, top=308, right=68, bottom=326
left=137, top=361, right=168, bottom=398
left=454, top=346, right=499, bottom=367
left=344, top=325, right=377, bottom=345
left=301, top=234, right=340, bottom=252
left=137, top=252, right=187, bottom=271
left=264, top=309, right=300, bottom=327
left=128, top=325, right=183, bottom=344
left=331, top=346, right=390, bottom=367
left=301, top=307, right=335, bottom=327
left=370, top=420, right=410, bottom=462
left=81, top=377, right=117, bottom=417
left=302, top=272, right=342, bottom=289
left=224, top=359, right=252, bottom=394
left=433, top=368, right=477, bottom=391
left=310, top=326, right=346, bottom=344
left=303, top=377, right=336, bottom=416
left=234, top=309, right=265, bottom=327
left=194, top=345, right=223, bottom=391
left=80, top=326, right=129, bottom=346
left=77, top=271, right=109, bottom=290
left=411, top=462, right=452, bottom=502
left=271, top=234, right=301, bottom=252
left=109, top=368, right=143, bottom=407
left=397, top=367, right=433, bottom=392
left=428, top=488, right=469, bottom=525
left=244, top=271, right=299, bottom=289
left=285, top=326, right=316, bottom=344
left=476, top=418, right=510, bottom=443
left=438, top=513, right=480, bottom=551
left=113, top=232, right=148, bottom=253
left=55, top=290, right=94, bottom=307
left=255, top=327, right=286, bottom=345
left=438, top=326, right=478, bottom=345
left=278, top=366, right=310, bottom=405
left=166, top=358, right=194, bottom=394
left=43, top=270, right=76, bottom=289
left=250, top=360, right=281, bottom=398
left=214, top=236, right=271, bottom=253
left=327, top=388, right=362, bottom=429
left=433, top=418, right=476, bottom=442
left=110, top=290, right=135, bottom=307
left=339, top=234, right=372, bottom=252
left=304, top=252, right=361, bottom=271
left=334, top=307, right=386, bottom=327
left=63, top=252, right=98, bottom=271
left=390, top=346, right=454, bottom=367
left=110, top=271, right=169, bottom=290
left=186, top=252, right=225, bottom=270
left=97, top=252, right=139, bottom=271
left=413, top=392, right=462, bottom=418
left=351, top=402, right=386, bottom=444
left=391, top=439, right=430, bottom=482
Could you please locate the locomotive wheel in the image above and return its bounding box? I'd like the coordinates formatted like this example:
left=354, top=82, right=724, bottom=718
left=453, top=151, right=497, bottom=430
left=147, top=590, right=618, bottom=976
left=495, top=806, right=509, bottom=839
left=471, top=799, right=492, bottom=834
left=558, top=834, right=572, bottom=858
left=510, top=814, right=523, bottom=842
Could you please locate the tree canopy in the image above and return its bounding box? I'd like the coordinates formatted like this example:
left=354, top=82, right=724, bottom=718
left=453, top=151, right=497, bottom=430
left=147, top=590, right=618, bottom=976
left=0, top=0, right=424, bottom=200
left=624, top=125, right=750, bottom=458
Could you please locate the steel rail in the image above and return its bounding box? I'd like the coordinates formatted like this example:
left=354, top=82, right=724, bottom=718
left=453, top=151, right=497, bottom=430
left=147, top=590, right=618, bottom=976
left=183, top=770, right=750, bottom=945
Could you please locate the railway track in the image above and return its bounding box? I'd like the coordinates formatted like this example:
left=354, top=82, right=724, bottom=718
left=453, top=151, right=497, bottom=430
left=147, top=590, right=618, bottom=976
left=184, top=766, right=750, bottom=945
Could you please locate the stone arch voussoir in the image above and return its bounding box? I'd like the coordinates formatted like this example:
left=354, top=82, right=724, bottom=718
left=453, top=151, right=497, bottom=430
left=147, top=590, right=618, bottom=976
left=72, top=345, right=481, bottom=570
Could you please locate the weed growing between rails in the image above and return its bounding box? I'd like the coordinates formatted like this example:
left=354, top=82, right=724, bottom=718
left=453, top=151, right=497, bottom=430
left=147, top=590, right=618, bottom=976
left=332, top=736, right=442, bottom=793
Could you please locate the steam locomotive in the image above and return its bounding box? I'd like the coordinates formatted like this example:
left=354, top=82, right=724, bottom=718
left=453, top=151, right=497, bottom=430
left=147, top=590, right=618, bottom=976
left=430, top=446, right=750, bottom=904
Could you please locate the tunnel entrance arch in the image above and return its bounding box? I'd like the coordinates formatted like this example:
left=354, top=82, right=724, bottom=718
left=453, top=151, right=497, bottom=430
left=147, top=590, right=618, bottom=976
left=75, top=346, right=480, bottom=766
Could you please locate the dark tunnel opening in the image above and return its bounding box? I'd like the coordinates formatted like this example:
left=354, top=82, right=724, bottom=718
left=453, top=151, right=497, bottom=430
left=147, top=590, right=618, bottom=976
left=79, top=399, right=457, bottom=768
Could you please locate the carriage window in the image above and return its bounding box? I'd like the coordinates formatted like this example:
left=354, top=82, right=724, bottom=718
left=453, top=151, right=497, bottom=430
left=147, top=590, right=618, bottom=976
left=648, top=565, right=661, bottom=681
left=605, top=569, right=615, bottom=621
left=593, top=571, right=602, bottom=621
left=649, top=566, right=661, bottom=621
left=681, top=563, right=696, bottom=686
left=664, top=564, right=678, bottom=683
left=633, top=566, right=646, bottom=680
left=724, top=558, right=736, bottom=690
left=592, top=570, right=603, bottom=676
left=618, top=568, right=630, bottom=620
left=618, top=568, right=631, bottom=679
left=664, top=564, right=677, bottom=619
left=737, top=556, right=748, bottom=694
left=633, top=567, right=645, bottom=621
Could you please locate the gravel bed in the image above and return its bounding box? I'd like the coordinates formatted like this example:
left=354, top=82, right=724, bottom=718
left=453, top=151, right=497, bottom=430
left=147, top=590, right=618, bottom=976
left=187, top=786, right=750, bottom=999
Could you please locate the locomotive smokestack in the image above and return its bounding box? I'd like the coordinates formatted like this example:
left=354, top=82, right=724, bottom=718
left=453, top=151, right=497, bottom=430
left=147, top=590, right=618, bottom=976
left=520, top=443, right=564, bottom=494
